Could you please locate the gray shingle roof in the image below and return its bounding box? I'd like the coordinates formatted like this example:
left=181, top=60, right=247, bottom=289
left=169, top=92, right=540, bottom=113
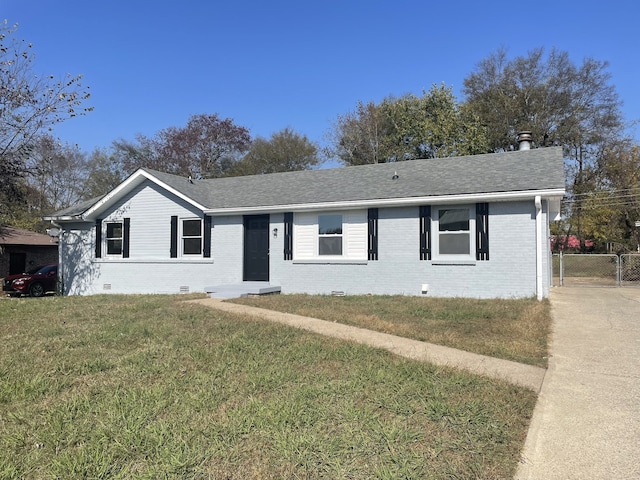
left=46, top=147, right=565, bottom=219
left=147, top=147, right=564, bottom=210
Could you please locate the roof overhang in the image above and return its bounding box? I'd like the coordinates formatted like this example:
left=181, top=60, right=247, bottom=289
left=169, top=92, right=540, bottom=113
left=204, top=188, right=566, bottom=215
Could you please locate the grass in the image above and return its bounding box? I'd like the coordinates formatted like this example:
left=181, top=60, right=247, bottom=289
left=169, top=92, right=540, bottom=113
left=232, top=294, right=552, bottom=367
left=0, top=294, right=538, bottom=479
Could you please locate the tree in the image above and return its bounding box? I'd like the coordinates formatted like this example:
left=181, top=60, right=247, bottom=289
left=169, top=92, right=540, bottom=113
left=380, top=84, right=489, bottom=161
left=463, top=47, right=626, bottom=248
left=25, top=135, right=89, bottom=212
left=329, top=84, right=488, bottom=165
left=231, top=128, right=320, bottom=176
left=597, top=140, right=640, bottom=250
left=0, top=21, right=92, bottom=216
left=328, top=100, right=389, bottom=165
left=83, top=148, right=125, bottom=199
left=111, top=114, right=251, bottom=179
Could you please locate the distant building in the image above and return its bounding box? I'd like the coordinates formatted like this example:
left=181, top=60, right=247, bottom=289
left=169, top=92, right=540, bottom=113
left=0, top=226, right=59, bottom=277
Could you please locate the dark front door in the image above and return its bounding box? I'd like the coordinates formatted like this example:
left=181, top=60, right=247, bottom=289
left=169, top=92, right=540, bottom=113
left=9, top=252, right=26, bottom=275
left=243, top=215, right=269, bottom=281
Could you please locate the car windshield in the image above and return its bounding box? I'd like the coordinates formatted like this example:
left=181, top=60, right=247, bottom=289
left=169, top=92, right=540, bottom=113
left=34, top=265, right=56, bottom=275
left=25, top=266, right=44, bottom=274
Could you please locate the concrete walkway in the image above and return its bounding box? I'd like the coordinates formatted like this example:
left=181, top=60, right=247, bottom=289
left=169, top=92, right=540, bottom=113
left=516, top=287, right=640, bottom=479
left=189, top=297, right=546, bottom=391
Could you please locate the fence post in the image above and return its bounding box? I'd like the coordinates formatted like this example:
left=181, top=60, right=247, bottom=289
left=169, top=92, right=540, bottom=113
left=559, top=250, right=564, bottom=287
left=617, top=255, right=621, bottom=286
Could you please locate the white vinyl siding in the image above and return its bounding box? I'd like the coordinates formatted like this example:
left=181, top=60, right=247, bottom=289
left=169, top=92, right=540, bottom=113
left=294, top=210, right=367, bottom=261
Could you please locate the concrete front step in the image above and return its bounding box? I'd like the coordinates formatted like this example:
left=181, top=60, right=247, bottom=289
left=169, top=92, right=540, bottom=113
left=204, top=282, right=281, bottom=299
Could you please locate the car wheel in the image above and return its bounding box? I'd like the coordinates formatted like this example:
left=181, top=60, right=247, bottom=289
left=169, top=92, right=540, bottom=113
left=29, top=283, right=45, bottom=298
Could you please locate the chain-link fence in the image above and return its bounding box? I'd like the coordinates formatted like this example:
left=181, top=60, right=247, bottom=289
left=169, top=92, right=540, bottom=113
left=621, top=254, right=640, bottom=285
left=553, top=253, right=640, bottom=287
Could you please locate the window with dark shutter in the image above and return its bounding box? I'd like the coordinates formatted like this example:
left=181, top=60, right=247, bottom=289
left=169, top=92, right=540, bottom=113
left=95, top=219, right=102, bottom=258
left=368, top=208, right=378, bottom=260
left=170, top=216, right=178, bottom=258
left=476, top=202, right=489, bottom=260
left=283, top=212, right=293, bottom=260
left=419, top=206, right=431, bottom=260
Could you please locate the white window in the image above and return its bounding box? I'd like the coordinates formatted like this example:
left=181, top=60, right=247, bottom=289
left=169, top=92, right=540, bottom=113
left=293, top=210, right=367, bottom=261
left=318, top=214, right=343, bottom=255
left=433, top=206, right=475, bottom=260
left=106, top=222, right=123, bottom=255
left=182, top=219, right=202, bottom=255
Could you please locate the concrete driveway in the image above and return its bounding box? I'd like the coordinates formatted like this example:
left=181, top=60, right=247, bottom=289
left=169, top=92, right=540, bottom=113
left=516, top=287, right=640, bottom=479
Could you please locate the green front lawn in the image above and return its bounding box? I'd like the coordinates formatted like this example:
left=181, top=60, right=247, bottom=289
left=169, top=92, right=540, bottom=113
left=1, top=294, right=538, bottom=479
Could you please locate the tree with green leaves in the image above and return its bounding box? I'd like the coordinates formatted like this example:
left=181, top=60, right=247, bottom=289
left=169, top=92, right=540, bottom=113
left=329, top=84, right=488, bottom=165
left=231, top=128, right=320, bottom=176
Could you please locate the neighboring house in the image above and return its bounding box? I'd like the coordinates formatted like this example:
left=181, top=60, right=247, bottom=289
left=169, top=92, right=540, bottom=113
left=0, top=226, right=59, bottom=278
left=45, top=146, right=565, bottom=300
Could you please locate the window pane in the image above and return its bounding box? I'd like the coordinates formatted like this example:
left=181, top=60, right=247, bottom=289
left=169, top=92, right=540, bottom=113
left=319, top=237, right=342, bottom=255
left=439, top=233, right=470, bottom=254
left=183, top=238, right=202, bottom=255
left=183, top=219, right=201, bottom=237
left=107, top=239, right=122, bottom=255
left=319, top=215, right=342, bottom=235
left=439, top=209, right=469, bottom=231
left=106, top=223, right=122, bottom=238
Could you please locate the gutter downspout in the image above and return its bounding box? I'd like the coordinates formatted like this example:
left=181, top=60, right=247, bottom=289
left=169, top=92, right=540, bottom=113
left=535, top=196, right=543, bottom=300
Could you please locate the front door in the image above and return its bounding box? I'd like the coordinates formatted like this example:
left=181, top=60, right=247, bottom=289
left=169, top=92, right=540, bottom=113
left=9, top=252, right=26, bottom=275
left=243, top=215, right=269, bottom=281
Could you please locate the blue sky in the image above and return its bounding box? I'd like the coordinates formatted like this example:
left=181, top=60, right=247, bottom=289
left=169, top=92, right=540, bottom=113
left=3, top=0, right=639, bottom=155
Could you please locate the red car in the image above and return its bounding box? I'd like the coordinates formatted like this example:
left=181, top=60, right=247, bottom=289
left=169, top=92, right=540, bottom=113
left=2, top=264, right=58, bottom=297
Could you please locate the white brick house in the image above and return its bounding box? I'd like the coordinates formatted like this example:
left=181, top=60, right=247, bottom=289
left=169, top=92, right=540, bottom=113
left=45, top=147, right=565, bottom=299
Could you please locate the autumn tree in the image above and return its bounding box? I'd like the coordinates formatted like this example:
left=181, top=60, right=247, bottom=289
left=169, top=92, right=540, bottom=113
left=231, top=128, right=320, bottom=176
left=0, top=21, right=92, bottom=222
left=112, top=114, right=251, bottom=179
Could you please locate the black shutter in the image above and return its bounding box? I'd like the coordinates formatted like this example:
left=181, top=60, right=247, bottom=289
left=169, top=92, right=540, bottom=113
left=476, top=203, right=489, bottom=261
left=368, top=208, right=378, bottom=260
left=170, top=216, right=178, bottom=258
left=203, top=215, right=212, bottom=258
left=419, top=206, right=431, bottom=260
left=283, top=212, right=293, bottom=260
left=95, top=219, right=102, bottom=258
left=123, top=218, right=130, bottom=258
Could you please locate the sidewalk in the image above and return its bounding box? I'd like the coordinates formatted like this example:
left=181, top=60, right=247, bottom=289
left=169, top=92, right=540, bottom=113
left=516, top=287, right=640, bottom=479
left=189, top=298, right=546, bottom=391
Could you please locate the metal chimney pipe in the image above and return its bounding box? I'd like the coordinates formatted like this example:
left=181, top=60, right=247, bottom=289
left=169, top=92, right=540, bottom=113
left=517, top=131, right=533, bottom=150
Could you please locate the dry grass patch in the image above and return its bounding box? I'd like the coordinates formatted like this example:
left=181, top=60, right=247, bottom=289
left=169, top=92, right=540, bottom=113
left=232, top=294, right=552, bottom=367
